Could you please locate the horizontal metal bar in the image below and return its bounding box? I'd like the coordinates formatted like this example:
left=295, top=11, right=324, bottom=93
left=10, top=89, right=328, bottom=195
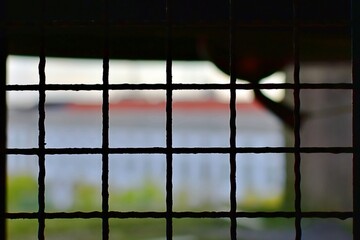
left=6, top=83, right=354, bottom=91
left=6, top=147, right=353, bottom=155
left=5, top=212, right=164, bottom=219
left=175, top=211, right=353, bottom=219
left=5, top=211, right=353, bottom=219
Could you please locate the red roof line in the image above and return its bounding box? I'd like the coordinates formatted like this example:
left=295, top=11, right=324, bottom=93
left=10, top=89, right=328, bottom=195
left=66, top=100, right=264, bottom=111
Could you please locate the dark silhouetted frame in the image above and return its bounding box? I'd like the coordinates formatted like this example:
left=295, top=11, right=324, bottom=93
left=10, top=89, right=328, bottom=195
left=1, top=0, right=359, bottom=239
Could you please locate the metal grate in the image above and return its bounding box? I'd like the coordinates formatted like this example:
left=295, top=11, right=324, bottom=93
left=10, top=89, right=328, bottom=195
left=0, top=0, right=359, bottom=239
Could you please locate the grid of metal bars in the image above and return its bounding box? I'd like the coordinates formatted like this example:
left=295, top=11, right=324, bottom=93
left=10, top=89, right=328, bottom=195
left=0, top=0, right=359, bottom=240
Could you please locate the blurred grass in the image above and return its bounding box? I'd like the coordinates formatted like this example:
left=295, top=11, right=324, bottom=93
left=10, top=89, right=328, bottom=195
left=110, top=180, right=165, bottom=211
left=7, top=174, right=297, bottom=239
left=7, top=175, right=38, bottom=212
left=8, top=218, right=232, bottom=240
left=7, top=217, right=352, bottom=240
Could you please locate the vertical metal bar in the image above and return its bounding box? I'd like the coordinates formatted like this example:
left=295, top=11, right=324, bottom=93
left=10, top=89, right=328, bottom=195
left=292, top=0, right=302, bottom=239
left=0, top=47, right=6, bottom=240
left=102, top=54, right=110, bottom=240
left=229, top=0, right=237, bottom=239
left=352, top=0, right=360, bottom=239
left=38, top=35, right=46, bottom=240
left=102, top=0, right=110, bottom=239
left=0, top=0, right=7, bottom=237
left=38, top=1, right=47, bottom=238
left=166, top=0, right=173, bottom=238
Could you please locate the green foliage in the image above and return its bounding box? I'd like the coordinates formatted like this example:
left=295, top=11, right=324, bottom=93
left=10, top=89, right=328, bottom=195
left=110, top=180, right=164, bottom=211
left=71, top=182, right=101, bottom=211
left=7, top=175, right=38, bottom=212
left=7, top=175, right=295, bottom=239
left=239, top=189, right=284, bottom=211
left=109, top=219, right=166, bottom=240
left=173, top=218, right=230, bottom=240
left=7, top=219, right=38, bottom=240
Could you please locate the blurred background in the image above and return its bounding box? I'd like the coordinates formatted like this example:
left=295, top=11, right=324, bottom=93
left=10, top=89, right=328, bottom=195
left=6, top=56, right=352, bottom=239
